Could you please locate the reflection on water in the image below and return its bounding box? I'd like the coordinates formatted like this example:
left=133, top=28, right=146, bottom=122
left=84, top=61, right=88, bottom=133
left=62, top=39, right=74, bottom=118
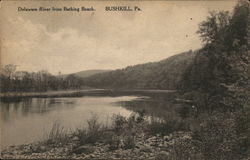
left=118, top=95, right=181, bottom=119
left=0, top=94, right=180, bottom=150
left=1, top=98, right=76, bottom=121
left=0, top=96, right=136, bottom=150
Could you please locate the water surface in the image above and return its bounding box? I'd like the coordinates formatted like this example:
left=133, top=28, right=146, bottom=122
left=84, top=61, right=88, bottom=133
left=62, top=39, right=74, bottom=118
left=1, top=96, right=138, bottom=150
left=1, top=93, right=179, bottom=150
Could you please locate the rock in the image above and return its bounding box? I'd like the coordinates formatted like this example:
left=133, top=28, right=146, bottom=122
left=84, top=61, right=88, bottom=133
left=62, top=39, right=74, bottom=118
left=140, top=146, right=152, bottom=153
left=158, top=143, right=164, bottom=147
left=70, top=145, right=96, bottom=155
left=147, top=136, right=157, bottom=141
left=155, top=151, right=169, bottom=160
left=31, top=147, right=37, bottom=152
left=39, top=146, right=47, bottom=152
left=182, top=134, right=192, bottom=139
left=89, top=154, right=95, bottom=158
left=72, top=136, right=80, bottom=141
left=13, top=150, right=19, bottom=155
left=133, top=149, right=140, bottom=154
left=163, top=135, right=170, bottom=140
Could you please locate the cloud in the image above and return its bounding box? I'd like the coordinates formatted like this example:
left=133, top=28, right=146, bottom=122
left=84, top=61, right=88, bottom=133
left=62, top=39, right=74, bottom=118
left=1, top=1, right=236, bottom=74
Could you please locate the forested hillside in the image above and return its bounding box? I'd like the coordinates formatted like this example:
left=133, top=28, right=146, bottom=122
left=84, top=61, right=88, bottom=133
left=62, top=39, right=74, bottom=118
left=0, top=51, right=195, bottom=92
left=82, top=51, right=196, bottom=89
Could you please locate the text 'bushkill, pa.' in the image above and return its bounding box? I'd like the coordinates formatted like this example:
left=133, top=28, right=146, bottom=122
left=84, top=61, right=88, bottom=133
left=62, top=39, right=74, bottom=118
left=17, top=6, right=142, bottom=12
left=105, top=6, right=141, bottom=11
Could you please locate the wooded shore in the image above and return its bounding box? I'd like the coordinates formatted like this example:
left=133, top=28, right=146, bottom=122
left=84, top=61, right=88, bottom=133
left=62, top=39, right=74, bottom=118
left=0, top=89, right=177, bottom=99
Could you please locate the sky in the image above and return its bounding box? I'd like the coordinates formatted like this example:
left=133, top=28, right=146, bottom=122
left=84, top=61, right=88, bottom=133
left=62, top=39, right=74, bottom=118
left=0, top=0, right=237, bottom=74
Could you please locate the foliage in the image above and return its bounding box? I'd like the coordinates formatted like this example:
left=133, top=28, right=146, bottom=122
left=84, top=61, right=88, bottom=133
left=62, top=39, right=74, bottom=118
left=179, top=0, right=249, bottom=112
left=197, top=11, right=230, bottom=44
left=82, top=51, right=196, bottom=90
left=0, top=66, right=83, bottom=92
left=178, top=1, right=250, bottom=160
left=192, top=110, right=250, bottom=160
left=76, top=114, right=104, bottom=145
left=167, top=139, right=203, bottom=160
left=2, top=64, right=17, bottom=78
left=72, top=111, right=192, bottom=151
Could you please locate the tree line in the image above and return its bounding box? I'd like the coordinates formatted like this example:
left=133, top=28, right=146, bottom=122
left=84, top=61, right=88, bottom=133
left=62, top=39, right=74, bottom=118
left=0, top=64, right=83, bottom=92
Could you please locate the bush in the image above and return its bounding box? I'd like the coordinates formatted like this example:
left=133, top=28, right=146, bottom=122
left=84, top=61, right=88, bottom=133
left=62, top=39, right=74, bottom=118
left=75, top=113, right=142, bottom=150
left=123, top=134, right=136, bottom=149
left=112, top=114, right=127, bottom=134
left=192, top=111, right=247, bottom=160
left=168, top=139, right=203, bottom=160
left=109, top=113, right=144, bottom=149
left=76, top=114, right=104, bottom=145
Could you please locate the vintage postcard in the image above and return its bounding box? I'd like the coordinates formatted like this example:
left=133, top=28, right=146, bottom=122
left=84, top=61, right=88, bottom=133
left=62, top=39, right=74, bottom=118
left=0, top=0, right=249, bottom=159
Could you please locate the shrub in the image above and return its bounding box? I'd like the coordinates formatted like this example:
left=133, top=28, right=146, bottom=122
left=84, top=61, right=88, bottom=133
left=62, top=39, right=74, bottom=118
left=168, top=138, right=203, bottom=160
left=112, top=114, right=127, bottom=134
left=123, top=134, right=136, bottom=149
left=76, top=114, right=104, bottom=145
left=107, top=134, right=120, bottom=150
left=192, top=111, right=247, bottom=160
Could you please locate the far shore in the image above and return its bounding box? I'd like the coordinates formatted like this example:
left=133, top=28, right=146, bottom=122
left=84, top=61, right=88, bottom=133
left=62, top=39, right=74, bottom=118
left=0, top=89, right=107, bottom=99
left=0, top=89, right=177, bottom=99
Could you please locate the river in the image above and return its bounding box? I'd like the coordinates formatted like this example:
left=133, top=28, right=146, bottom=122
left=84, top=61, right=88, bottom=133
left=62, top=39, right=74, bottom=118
left=0, top=91, right=179, bottom=150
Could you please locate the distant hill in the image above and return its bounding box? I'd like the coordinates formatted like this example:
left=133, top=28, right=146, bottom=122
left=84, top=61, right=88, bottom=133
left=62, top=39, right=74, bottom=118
left=73, top=70, right=111, bottom=78
left=61, top=70, right=111, bottom=78
left=82, top=50, right=197, bottom=90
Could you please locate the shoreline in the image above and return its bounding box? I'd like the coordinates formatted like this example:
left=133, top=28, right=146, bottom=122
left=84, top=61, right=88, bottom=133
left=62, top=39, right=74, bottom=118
left=1, top=131, right=192, bottom=159
left=0, top=89, right=106, bottom=98
left=0, top=89, right=177, bottom=99
left=1, top=112, right=195, bottom=159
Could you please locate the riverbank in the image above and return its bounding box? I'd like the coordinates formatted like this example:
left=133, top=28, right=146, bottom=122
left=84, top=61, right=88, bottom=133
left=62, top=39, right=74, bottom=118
left=1, top=131, right=194, bottom=159
left=1, top=113, right=198, bottom=159
left=1, top=109, right=249, bottom=160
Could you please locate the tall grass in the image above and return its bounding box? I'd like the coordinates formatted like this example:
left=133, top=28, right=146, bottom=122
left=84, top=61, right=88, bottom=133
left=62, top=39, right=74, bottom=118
left=43, top=120, right=69, bottom=146
left=43, top=112, right=191, bottom=153
left=70, top=111, right=191, bottom=151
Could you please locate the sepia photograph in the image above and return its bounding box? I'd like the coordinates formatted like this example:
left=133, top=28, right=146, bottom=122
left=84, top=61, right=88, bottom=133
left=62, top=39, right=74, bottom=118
left=0, top=0, right=249, bottom=159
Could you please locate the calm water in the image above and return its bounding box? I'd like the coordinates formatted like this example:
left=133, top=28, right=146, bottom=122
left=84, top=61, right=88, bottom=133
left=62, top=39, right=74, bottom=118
left=0, top=93, right=178, bottom=150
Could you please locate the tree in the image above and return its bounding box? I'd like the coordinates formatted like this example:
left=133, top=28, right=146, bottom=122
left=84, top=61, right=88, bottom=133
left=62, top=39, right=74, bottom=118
left=2, top=64, right=17, bottom=79
left=197, top=11, right=231, bottom=45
